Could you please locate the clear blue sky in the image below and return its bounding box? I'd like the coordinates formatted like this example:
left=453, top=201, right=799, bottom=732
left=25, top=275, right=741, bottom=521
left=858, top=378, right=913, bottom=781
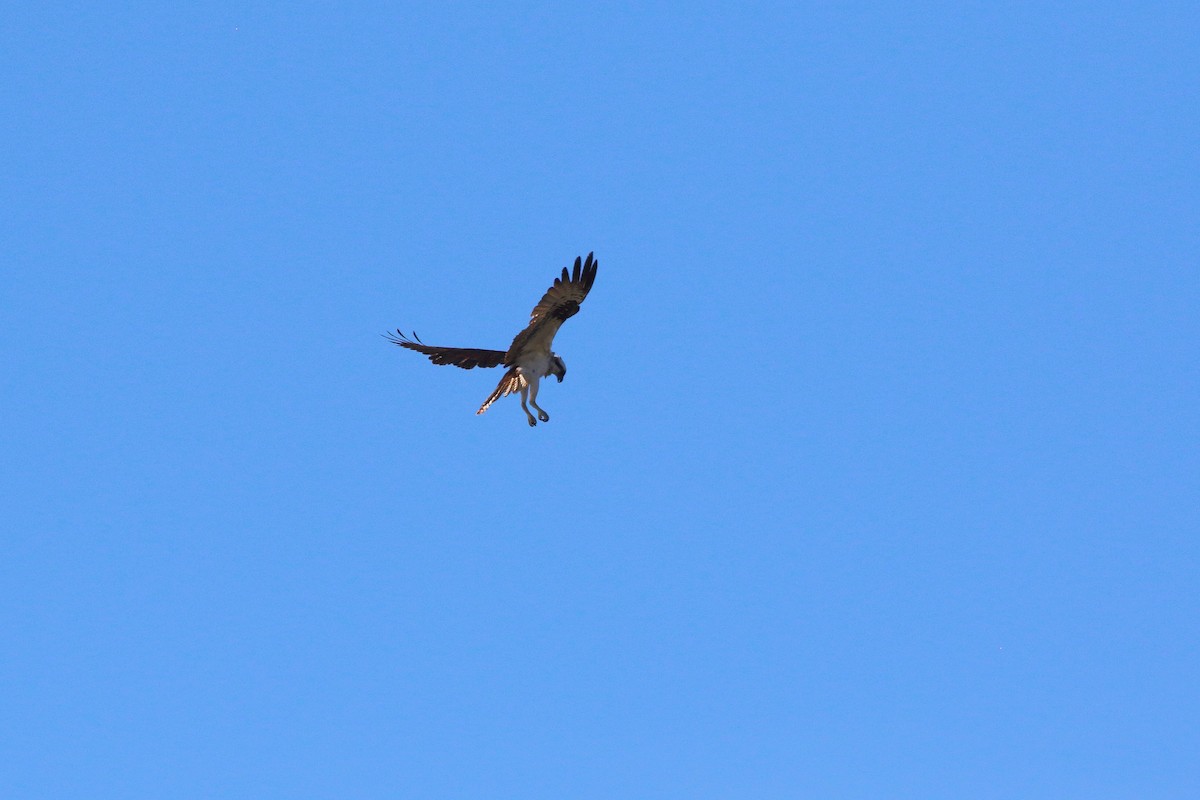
left=2, top=3, right=1196, bottom=798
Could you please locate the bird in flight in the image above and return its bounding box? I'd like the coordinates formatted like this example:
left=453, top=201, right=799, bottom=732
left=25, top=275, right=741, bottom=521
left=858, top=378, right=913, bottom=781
left=385, top=252, right=599, bottom=426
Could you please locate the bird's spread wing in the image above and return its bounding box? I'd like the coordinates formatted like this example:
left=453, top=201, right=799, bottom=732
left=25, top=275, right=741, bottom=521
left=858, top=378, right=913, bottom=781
left=525, top=251, right=598, bottom=326
left=505, top=252, right=599, bottom=362
left=383, top=330, right=507, bottom=369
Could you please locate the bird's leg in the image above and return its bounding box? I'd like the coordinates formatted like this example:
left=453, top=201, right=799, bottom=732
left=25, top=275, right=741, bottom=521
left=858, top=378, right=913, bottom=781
left=527, top=375, right=549, bottom=422
left=518, top=382, right=537, bottom=427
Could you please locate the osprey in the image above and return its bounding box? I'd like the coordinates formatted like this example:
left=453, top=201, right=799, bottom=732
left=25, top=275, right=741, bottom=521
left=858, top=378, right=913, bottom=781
left=385, top=252, right=598, bottom=426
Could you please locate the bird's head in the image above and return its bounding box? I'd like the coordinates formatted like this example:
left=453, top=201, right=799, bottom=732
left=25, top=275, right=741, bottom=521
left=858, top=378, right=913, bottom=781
left=550, top=354, right=567, bottom=383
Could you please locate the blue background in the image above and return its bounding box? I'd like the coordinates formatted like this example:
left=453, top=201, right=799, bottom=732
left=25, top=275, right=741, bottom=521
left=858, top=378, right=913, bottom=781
left=2, top=3, right=1196, bottom=797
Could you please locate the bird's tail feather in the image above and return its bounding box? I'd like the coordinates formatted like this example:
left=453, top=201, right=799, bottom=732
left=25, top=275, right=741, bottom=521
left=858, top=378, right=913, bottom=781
left=477, top=367, right=525, bottom=415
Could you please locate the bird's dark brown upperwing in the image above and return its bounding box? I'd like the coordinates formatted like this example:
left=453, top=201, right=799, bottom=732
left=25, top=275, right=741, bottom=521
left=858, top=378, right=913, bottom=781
left=383, top=330, right=507, bottom=369
left=525, top=252, right=598, bottom=326
left=504, top=252, right=599, bottom=361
